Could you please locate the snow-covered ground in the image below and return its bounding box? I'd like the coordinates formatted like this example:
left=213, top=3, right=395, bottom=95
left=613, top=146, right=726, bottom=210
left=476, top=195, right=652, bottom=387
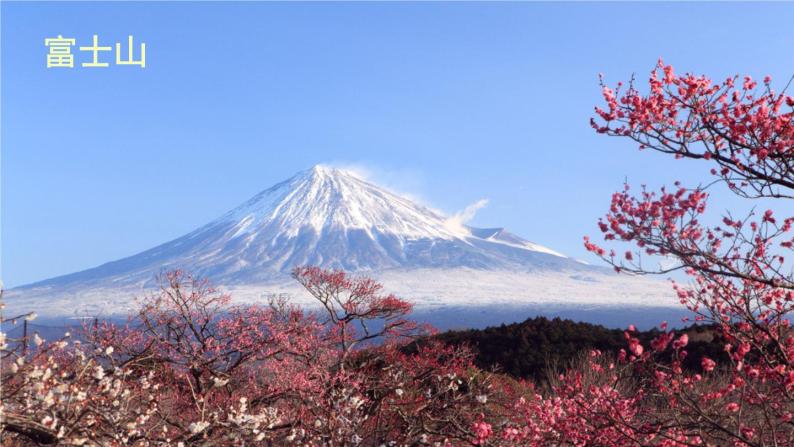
left=5, top=267, right=678, bottom=320
left=226, top=268, right=677, bottom=309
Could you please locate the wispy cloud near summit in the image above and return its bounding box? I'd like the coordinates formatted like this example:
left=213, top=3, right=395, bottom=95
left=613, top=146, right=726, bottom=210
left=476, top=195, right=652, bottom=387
left=445, top=198, right=489, bottom=234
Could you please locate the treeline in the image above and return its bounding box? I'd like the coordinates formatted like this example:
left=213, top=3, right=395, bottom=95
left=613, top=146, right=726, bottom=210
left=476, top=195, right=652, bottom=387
left=428, top=316, right=730, bottom=382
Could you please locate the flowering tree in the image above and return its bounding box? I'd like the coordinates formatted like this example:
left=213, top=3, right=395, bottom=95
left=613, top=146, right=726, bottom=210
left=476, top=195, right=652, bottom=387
left=579, top=60, right=794, bottom=446
left=0, top=288, right=162, bottom=445
left=290, top=266, right=503, bottom=446
left=1, top=269, right=505, bottom=446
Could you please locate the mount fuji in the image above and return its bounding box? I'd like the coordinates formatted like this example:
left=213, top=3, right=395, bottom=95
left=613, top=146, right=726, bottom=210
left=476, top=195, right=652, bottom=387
left=7, top=165, right=677, bottom=321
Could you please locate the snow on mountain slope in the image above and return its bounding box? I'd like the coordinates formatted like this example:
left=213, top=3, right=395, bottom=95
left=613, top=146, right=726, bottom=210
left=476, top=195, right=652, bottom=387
left=6, top=165, right=676, bottom=318
left=20, top=165, right=590, bottom=288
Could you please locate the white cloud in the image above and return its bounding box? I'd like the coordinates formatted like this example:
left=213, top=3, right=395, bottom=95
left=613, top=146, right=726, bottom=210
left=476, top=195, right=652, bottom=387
left=445, top=198, right=489, bottom=234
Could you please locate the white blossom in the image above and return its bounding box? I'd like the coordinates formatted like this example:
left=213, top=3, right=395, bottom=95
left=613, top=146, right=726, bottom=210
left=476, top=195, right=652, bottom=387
left=41, top=415, right=58, bottom=429
left=42, top=391, right=55, bottom=408
left=189, top=420, right=210, bottom=434
left=349, top=395, right=364, bottom=410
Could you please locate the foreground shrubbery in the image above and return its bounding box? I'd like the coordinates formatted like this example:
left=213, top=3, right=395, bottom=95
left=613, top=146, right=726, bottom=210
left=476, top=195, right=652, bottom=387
left=1, top=268, right=514, bottom=445
left=2, top=61, right=793, bottom=445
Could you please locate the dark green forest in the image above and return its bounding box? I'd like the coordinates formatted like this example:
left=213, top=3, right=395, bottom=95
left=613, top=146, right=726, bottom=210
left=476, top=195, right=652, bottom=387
left=428, top=317, right=730, bottom=382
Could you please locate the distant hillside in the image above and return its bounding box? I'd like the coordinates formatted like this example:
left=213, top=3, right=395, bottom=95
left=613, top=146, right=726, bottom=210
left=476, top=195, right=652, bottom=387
left=428, top=316, right=729, bottom=382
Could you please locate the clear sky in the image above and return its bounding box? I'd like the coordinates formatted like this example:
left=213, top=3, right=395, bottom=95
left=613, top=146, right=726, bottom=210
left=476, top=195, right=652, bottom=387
left=2, top=2, right=793, bottom=287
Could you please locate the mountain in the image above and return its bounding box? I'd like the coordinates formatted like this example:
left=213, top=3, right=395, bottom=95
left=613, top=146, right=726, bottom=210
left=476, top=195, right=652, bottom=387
left=24, top=165, right=590, bottom=288
left=8, top=165, right=676, bottom=319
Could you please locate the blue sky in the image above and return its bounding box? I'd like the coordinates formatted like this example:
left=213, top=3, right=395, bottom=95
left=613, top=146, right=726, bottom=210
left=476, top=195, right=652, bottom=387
left=2, top=2, right=793, bottom=287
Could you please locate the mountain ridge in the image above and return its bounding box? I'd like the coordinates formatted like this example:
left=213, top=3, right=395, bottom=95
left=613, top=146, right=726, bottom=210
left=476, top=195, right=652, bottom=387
left=17, top=165, right=590, bottom=290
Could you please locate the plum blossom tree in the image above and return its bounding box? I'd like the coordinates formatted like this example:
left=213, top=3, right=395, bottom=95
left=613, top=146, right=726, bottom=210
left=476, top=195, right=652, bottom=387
left=0, top=289, right=162, bottom=445
left=1, top=269, right=505, bottom=446
left=290, top=266, right=505, bottom=446
left=579, top=60, right=794, bottom=446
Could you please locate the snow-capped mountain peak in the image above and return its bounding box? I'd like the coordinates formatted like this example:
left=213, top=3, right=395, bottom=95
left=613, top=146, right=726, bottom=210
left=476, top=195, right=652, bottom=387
left=9, top=165, right=679, bottom=319
left=218, top=164, right=466, bottom=241
left=19, top=165, right=584, bottom=289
